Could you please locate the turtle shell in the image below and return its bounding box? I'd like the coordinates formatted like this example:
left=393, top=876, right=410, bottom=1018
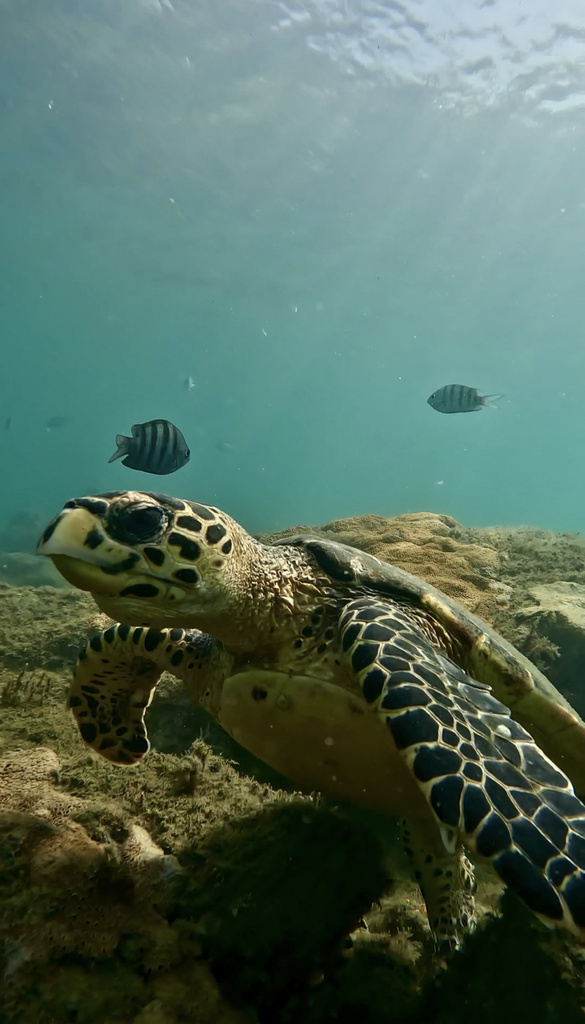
left=275, top=534, right=585, bottom=798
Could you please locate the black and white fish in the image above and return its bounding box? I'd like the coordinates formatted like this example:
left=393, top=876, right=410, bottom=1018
left=108, top=419, right=190, bottom=475
left=427, top=385, right=502, bottom=415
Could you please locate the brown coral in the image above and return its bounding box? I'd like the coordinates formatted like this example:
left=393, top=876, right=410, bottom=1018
left=262, top=511, right=500, bottom=618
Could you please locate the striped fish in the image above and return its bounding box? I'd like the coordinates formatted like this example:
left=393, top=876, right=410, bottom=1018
left=427, top=384, right=502, bottom=415
left=108, top=419, right=190, bottom=475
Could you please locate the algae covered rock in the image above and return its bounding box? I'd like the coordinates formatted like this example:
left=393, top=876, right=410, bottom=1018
left=0, top=741, right=254, bottom=1024
left=263, top=511, right=501, bottom=618
left=0, top=746, right=178, bottom=959
left=171, top=800, right=393, bottom=1015
left=514, top=581, right=585, bottom=718
left=0, top=583, right=111, bottom=671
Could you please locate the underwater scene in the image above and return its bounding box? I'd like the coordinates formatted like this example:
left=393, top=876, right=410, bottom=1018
left=4, top=0, right=585, bottom=1021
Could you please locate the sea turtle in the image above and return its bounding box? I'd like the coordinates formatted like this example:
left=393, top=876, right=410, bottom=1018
left=37, top=489, right=585, bottom=948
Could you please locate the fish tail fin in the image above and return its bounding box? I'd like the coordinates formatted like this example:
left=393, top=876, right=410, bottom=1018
left=482, top=393, right=504, bottom=409
left=108, top=434, right=131, bottom=463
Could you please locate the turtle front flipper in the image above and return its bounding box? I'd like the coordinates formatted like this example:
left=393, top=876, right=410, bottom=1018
left=70, top=625, right=224, bottom=765
left=340, top=597, right=585, bottom=942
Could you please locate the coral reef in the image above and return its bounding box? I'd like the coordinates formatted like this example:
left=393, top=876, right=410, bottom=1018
left=1, top=510, right=585, bottom=1021
left=263, top=511, right=501, bottom=618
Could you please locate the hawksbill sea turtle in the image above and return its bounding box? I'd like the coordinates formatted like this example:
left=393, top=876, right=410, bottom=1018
left=36, top=489, right=585, bottom=948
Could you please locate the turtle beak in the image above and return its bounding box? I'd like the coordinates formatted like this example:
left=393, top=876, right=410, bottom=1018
left=36, top=507, right=135, bottom=595
left=37, top=507, right=100, bottom=561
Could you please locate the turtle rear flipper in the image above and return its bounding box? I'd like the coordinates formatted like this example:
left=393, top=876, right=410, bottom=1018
left=70, top=624, right=222, bottom=765
left=340, top=597, right=585, bottom=941
left=400, top=817, right=476, bottom=950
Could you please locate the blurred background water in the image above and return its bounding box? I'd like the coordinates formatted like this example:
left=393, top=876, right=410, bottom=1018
left=1, top=0, right=585, bottom=539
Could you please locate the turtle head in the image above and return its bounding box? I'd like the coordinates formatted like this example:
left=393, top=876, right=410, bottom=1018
left=37, top=490, right=256, bottom=630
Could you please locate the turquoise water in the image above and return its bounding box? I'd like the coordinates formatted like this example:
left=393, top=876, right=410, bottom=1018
left=2, top=0, right=585, bottom=536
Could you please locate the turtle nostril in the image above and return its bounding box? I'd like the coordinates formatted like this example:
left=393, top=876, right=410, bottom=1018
left=108, top=503, right=167, bottom=545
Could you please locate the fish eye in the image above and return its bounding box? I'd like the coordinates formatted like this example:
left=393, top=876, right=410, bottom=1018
left=108, top=502, right=167, bottom=545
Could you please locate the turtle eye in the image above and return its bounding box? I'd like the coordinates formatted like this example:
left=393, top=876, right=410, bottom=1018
left=108, top=503, right=167, bottom=545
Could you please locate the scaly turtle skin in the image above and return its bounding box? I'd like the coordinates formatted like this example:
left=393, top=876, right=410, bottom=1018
left=37, top=490, right=585, bottom=947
